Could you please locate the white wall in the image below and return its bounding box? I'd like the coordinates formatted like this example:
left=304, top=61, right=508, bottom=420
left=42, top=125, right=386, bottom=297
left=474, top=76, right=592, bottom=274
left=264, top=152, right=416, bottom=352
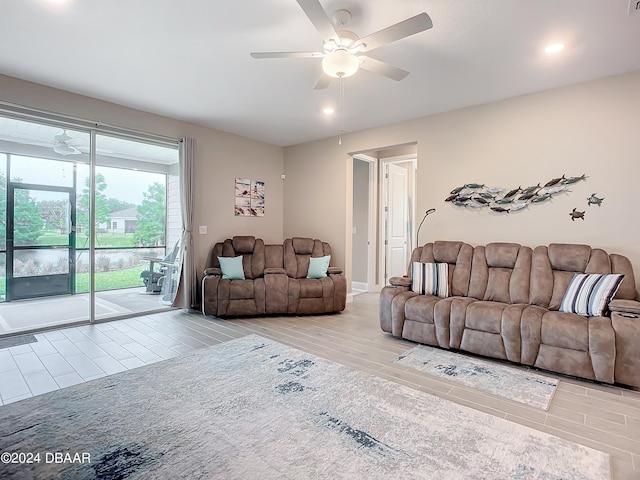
left=0, top=74, right=285, bottom=279
left=284, top=70, right=640, bottom=294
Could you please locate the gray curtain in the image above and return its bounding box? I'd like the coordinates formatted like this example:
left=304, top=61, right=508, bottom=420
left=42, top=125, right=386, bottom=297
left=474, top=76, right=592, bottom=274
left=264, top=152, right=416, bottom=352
left=171, top=137, right=197, bottom=309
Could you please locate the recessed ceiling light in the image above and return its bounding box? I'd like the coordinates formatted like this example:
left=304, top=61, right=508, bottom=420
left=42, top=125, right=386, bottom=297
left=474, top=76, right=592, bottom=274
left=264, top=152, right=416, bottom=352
left=323, top=107, right=335, bottom=115
left=545, top=43, right=565, bottom=54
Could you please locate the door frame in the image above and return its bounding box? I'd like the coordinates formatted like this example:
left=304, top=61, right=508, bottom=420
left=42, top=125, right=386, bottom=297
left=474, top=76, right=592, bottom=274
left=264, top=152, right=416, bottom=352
left=352, top=154, right=378, bottom=293
left=379, top=155, right=416, bottom=286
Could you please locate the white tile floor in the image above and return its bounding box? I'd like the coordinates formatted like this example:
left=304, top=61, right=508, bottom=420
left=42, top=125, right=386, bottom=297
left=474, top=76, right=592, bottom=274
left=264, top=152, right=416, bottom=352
left=0, top=310, right=204, bottom=406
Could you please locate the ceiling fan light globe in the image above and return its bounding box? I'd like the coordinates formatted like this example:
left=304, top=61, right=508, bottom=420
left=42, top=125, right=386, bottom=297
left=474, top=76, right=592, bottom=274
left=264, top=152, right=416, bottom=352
left=322, top=50, right=359, bottom=78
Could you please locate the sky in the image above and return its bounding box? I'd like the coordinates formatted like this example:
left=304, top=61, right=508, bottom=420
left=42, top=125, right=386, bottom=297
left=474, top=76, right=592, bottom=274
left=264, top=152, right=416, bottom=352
left=5, top=156, right=165, bottom=205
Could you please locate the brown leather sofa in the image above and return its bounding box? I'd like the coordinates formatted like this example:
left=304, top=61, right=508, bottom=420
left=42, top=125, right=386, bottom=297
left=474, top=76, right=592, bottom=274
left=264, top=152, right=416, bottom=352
left=202, top=236, right=346, bottom=317
left=380, top=241, right=640, bottom=387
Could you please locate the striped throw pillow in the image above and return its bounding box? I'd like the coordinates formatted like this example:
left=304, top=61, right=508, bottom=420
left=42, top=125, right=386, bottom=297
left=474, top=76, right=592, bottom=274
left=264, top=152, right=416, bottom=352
left=559, top=273, right=624, bottom=317
left=411, top=262, right=449, bottom=298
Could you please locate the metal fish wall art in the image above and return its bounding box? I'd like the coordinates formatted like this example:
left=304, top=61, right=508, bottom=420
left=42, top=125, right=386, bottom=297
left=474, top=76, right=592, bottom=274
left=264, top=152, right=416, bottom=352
left=446, top=174, right=588, bottom=213
left=587, top=193, right=604, bottom=207
left=570, top=208, right=585, bottom=221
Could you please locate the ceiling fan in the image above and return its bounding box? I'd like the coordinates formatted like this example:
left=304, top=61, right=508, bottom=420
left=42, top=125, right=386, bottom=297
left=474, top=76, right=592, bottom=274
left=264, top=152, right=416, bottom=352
left=51, top=130, right=82, bottom=155
left=250, top=0, right=433, bottom=89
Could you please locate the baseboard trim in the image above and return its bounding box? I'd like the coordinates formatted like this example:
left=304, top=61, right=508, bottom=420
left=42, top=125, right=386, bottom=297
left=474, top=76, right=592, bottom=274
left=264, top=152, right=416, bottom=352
left=351, top=281, right=368, bottom=292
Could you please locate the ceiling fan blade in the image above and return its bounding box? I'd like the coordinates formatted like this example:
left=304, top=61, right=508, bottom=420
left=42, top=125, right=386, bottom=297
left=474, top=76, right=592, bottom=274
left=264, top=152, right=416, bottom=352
left=358, top=56, right=410, bottom=81
left=296, top=0, right=339, bottom=42
left=251, top=51, right=324, bottom=59
left=313, top=73, right=332, bottom=90
left=353, top=13, right=433, bottom=52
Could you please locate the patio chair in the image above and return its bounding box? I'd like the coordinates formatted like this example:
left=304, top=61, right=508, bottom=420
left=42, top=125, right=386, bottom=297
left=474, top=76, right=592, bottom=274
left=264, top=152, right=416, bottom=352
left=140, top=242, right=180, bottom=294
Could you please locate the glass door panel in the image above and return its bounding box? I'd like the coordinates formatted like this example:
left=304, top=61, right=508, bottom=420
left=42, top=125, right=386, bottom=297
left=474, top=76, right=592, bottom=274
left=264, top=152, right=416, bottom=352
left=92, top=134, right=179, bottom=320
left=7, top=187, right=75, bottom=300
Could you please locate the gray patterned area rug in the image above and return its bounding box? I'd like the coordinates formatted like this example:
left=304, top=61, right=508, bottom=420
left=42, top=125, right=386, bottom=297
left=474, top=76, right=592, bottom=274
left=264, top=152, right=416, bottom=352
left=0, top=335, right=608, bottom=479
left=395, top=344, right=558, bottom=410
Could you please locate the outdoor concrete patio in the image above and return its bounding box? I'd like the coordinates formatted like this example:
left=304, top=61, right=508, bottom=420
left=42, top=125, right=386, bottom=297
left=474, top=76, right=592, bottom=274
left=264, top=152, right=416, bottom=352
left=0, top=287, right=172, bottom=335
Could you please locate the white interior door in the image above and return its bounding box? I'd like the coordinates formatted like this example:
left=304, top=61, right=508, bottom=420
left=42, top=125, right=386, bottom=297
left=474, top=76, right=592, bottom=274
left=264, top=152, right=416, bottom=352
left=385, top=163, right=409, bottom=281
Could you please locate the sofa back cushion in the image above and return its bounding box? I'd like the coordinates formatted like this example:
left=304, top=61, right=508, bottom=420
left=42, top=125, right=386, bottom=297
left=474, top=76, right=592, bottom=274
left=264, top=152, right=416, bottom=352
left=211, top=236, right=265, bottom=279
left=265, top=244, right=284, bottom=270
left=412, top=241, right=472, bottom=297
left=284, top=238, right=332, bottom=279
left=529, top=243, right=637, bottom=310
left=467, top=243, right=532, bottom=304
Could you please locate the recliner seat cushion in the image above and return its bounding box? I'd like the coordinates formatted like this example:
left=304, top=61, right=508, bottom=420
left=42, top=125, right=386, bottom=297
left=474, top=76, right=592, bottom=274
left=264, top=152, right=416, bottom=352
left=541, top=311, right=589, bottom=351
left=229, top=280, right=255, bottom=300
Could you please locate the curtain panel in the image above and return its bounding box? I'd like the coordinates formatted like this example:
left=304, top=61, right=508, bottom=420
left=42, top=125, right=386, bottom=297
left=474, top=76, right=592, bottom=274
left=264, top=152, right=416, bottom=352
left=172, top=137, right=197, bottom=309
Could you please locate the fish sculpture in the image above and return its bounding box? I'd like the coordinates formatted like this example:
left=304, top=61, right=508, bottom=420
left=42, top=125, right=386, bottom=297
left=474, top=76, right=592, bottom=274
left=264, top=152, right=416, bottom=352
left=503, top=186, right=521, bottom=198
left=520, top=184, right=540, bottom=195
left=518, top=193, right=537, bottom=201
left=570, top=208, right=585, bottom=221
left=510, top=203, right=528, bottom=211
left=544, top=175, right=565, bottom=187
left=531, top=193, right=552, bottom=203
left=562, top=174, right=588, bottom=185
left=446, top=175, right=587, bottom=214
left=540, top=184, right=567, bottom=195
left=587, top=193, right=604, bottom=207
left=490, top=206, right=510, bottom=213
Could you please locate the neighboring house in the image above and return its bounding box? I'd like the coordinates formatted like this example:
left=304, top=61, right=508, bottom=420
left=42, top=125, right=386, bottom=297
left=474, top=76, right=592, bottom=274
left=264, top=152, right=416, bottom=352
left=98, top=207, right=137, bottom=234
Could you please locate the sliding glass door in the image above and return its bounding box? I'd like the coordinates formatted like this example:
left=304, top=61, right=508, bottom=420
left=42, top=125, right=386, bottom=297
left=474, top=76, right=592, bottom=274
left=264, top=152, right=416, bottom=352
left=0, top=112, right=180, bottom=336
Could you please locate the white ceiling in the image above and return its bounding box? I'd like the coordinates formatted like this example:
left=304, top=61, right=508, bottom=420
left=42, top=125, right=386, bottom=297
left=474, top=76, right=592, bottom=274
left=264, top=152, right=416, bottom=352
left=1, top=0, right=639, bottom=147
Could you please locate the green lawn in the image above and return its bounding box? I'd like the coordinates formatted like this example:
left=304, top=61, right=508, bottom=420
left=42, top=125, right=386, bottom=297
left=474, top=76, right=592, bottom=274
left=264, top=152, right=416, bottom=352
left=75, top=266, right=146, bottom=292
left=0, top=266, right=146, bottom=299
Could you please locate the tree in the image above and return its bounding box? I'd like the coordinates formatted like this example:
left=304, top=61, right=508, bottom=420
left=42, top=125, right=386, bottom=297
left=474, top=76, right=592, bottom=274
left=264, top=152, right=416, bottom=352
left=14, top=189, right=44, bottom=245
left=39, top=199, right=69, bottom=233
left=77, top=173, right=111, bottom=238
left=106, top=197, right=135, bottom=213
left=134, top=182, right=165, bottom=246
left=0, top=172, right=43, bottom=247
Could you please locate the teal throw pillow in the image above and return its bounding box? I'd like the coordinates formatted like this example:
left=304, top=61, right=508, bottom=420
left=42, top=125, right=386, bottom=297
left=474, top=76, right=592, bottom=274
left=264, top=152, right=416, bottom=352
left=307, top=255, right=331, bottom=279
left=218, top=256, right=245, bottom=280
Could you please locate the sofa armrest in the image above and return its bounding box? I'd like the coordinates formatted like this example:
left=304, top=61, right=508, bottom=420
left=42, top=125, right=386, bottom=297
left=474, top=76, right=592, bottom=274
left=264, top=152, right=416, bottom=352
left=264, top=267, right=286, bottom=275
left=327, top=266, right=343, bottom=275
left=609, top=299, right=640, bottom=316
left=204, top=267, right=221, bottom=277
left=389, top=276, right=412, bottom=287
left=611, top=313, right=640, bottom=387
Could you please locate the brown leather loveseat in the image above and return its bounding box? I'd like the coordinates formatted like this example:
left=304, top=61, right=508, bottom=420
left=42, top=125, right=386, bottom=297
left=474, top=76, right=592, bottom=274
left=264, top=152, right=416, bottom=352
left=202, top=236, right=347, bottom=317
left=380, top=241, right=640, bottom=387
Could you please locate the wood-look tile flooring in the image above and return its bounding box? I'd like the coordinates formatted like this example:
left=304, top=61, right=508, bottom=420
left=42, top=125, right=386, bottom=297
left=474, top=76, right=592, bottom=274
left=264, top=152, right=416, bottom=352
left=0, top=293, right=638, bottom=479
